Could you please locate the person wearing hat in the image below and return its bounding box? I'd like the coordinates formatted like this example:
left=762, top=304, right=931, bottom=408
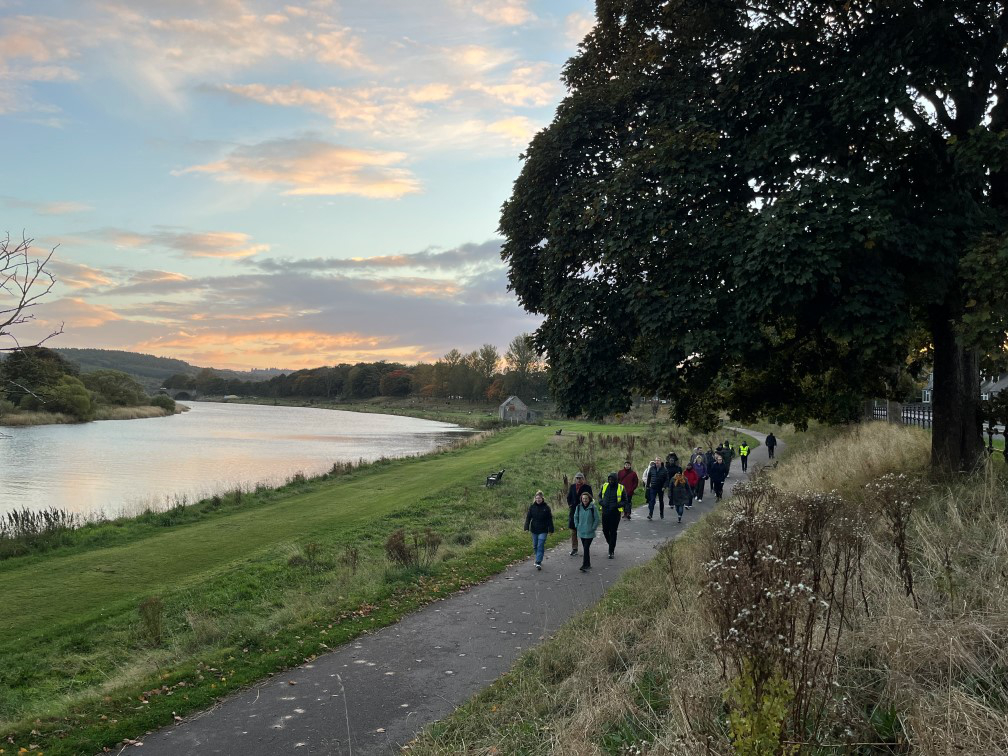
left=598, top=472, right=626, bottom=558
left=566, top=472, right=593, bottom=557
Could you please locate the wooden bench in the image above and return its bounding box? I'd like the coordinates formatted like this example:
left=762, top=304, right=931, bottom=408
left=554, top=429, right=563, bottom=436
left=485, top=469, right=505, bottom=487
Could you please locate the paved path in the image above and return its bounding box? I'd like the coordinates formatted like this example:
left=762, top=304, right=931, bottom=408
left=129, top=429, right=775, bottom=755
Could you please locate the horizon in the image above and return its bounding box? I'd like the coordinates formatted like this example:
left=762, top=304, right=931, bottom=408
left=2, top=0, right=594, bottom=370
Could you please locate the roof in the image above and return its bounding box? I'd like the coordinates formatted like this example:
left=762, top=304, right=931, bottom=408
left=500, top=396, right=526, bottom=407
left=982, top=374, right=1008, bottom=394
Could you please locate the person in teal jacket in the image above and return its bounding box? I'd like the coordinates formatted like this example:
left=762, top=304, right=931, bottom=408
left=572, top=490, right=599, bottom=572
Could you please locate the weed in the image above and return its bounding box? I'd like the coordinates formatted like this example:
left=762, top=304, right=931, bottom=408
left=137, top=596, right=164, bottom=647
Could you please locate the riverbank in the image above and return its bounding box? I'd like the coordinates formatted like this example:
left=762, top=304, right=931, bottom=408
left=409, top=422, right=1008, bottom=754
left=0, top=403, right=187, bottom=427
left=0, top=419, right=746, bottom=755
left=233, top=395, right=513, bottom=428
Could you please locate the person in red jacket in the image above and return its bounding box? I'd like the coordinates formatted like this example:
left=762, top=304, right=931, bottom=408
left=683, top=463, right=699, bottom=509
left=616, top=460, right=639, bottom=520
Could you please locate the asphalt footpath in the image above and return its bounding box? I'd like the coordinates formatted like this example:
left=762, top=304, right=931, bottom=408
left=127, top=428, right=775, bottom=755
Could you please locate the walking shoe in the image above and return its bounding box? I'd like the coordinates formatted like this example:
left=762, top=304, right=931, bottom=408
left=608, top=553, right=614, bottom=559
left=579, top=566, right=587, bottom=573
left=678, top=516, right=682, bottom=522
left=647, top=514, right=652, bottom=520
left=535, top=562, right=541, bottom=570
left=569, top=549, right=578, bottom=556
left=660, top=514, right=664, bottom=519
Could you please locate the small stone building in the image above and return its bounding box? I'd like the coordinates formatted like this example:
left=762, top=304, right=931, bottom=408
left=499, top=396, right=539, bottom=423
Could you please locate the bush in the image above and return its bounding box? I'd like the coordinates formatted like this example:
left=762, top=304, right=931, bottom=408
left=81, top=369, right=146, bottom=406
left=149, top=394, right=176, bottom=412
left=385, top=528, right=442, bottom=568
left=0, top=398, right=14, bottom=415
left=44, top=375, right=94, bottom=420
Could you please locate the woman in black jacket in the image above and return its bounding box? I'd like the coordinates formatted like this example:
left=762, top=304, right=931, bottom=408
left=524, top=490, right=555, bottom=571
left=566, top=472, right=592, bottom=557
left=709, top=454, right=729, bottom=500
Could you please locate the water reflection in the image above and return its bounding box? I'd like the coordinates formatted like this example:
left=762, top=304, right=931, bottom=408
left=0, top=402, right=473, bottom=519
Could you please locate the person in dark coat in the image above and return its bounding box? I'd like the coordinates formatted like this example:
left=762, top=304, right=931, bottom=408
left=616, top=461, right=639, bottom=520
left=670, top=472, right=693, bottom=523
left=523, top=490, right=555, bottom=570
left=566, top=472, right=592, bottom=557
left=765, top=433, right=777, bottom=459
left=709, top=453, right=729, bottom=500
left=647, top=458, right=668, bottom=520
left=722, top=440, right=735, bottom=477
left=665, top=452, right=682, bottom=477
left=598, top=472, right=626, bottom=558
left=704, top=448, right=716, bottom=470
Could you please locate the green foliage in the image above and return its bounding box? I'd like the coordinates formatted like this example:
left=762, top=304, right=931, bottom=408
left=81, top=369, right=146, bottom=406
left=724, top=663, right=797, bottom=756
left=0, top=346, right=77, bottom=403
left=500, top=1, right=1008, bottom=467
left=378, top=369, right=412, bottom=397
left=148, top=393, right=176, bottom=412
left=44, top=375, right=94, bottom=420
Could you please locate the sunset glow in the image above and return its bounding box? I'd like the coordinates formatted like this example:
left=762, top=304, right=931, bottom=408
left=2, top=0, right=595, bottom=368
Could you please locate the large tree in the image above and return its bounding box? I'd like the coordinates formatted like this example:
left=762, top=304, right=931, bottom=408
left=501, top=0, right=1008, bottom=472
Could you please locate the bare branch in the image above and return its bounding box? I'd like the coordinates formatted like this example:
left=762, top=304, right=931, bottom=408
left=0, top=233, right=62, bottom=351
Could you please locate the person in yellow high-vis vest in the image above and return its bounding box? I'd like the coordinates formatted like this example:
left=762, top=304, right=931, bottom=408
left=598, top=472, right=626, bottom=559
left=739, top=442, right=750, bottom=472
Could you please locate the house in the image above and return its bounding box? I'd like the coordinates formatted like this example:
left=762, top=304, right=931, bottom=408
left=499, top=396, right=540, bottom=423
left=921, top=372, right=1007, bottom=403
left=981, top=374, right=1008, bottom=401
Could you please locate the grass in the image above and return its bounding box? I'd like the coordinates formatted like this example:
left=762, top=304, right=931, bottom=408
left=408, top=421, right=1008, bottom=754
left=0, top=417, right=735, bottom=755
left=0, top=404, right=183, bottom=427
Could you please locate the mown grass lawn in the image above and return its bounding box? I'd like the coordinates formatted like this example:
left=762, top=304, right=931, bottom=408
left=0, top=418, right=712, bottom=755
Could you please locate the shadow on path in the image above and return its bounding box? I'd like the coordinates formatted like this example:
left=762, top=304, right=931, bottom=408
left=130, top=428, right=777, bottom=755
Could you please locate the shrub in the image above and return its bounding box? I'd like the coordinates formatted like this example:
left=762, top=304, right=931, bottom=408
left=44, top=375, right=95, bottom=420
left=385, top=528, right=442, bottom=568
left=81, top=369, right=146, bottom=406
left=149, top=394, right=176, bottom=412
left=138, top=596, right=164, bottom=647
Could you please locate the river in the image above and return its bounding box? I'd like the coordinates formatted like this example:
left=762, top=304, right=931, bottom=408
left=0, top=402, right=472, bottom=519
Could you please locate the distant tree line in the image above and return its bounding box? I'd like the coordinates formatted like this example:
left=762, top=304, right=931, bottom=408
left=162, top=334, right=549, bottom=404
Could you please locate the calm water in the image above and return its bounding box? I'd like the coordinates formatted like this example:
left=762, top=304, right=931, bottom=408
left=0, top=402, right=472, bottom=518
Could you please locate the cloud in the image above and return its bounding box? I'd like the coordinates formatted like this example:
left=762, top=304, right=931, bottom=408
left=469, top=63, right=559, bottom=107
left=177, top=137, right=421, bottom=198
left=471, top=1, right=535, bottom=26
left=565, top=11, right=596, bottom=45
left=251, top=240, right=503, bottom=275
left=1, top=196, right=92, bottom=215
left=48, top=260, right=114, bottom=290
left=444, top=44, right=515, bottom=73
left=92, top=227, right=269, bottom=259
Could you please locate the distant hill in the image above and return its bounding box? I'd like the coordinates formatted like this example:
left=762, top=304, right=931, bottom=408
left=54, top=348, right=287, bottom=391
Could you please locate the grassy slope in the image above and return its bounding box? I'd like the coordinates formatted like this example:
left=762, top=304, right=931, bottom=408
left=2, top=427, right=544, bottom=638
left=410, top=422, right=1008, bottom=754
left=1, top=417, right=715, bottom=755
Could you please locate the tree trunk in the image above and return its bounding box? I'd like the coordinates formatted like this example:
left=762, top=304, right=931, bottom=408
left=930, top=317, right=984, bottom=473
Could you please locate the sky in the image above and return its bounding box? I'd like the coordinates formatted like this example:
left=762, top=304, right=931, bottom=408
left=1, top=0, right=595, bottom=370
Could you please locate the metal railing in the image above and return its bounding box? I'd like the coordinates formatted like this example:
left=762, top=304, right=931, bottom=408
left=869, top=401, right=1006, bottom=461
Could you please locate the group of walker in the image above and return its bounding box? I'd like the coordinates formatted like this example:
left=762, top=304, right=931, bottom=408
left=523, top=433, right=777, bottom=572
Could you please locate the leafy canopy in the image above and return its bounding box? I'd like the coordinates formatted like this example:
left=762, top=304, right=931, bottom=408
left=502, top=0, right=1008, bottom=427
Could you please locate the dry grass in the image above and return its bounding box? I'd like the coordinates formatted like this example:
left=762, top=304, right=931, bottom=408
left=412, top=423, right=1008, bottom=755
left=0, top=404, right=175, bottom=426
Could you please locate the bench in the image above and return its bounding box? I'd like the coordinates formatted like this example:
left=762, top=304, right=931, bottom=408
left=555, top=429, right=563, bottom=436
left=485, top=469, right=505, bottom=487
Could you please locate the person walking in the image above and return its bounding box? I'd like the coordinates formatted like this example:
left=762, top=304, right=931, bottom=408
left=670, top=472, right=693, bottom=523
left=709, top=453, right=728, bottom=500
left=692, top=456, right=707, bottom=502
left=684, top=464, right=699, bottom=508
left=642, top=459, right=657, bottom=516
left=573, top=490, right=599, bottom=572
left=739, top=441, right=751, bottom=472
left=617, top=461, right=639, bottom=520
left=523, top=490, right=554, bottom=571
left=765, top=433, right=777, bottom=459
left=665, top=452, right=682, bottom=478
left=722, top=440, right=735, bottom=478
left=647, top=457, right=668, bottom=520
left=566, top=472, right=592, bottom=557
left=598, top=472, right=626, bottom=559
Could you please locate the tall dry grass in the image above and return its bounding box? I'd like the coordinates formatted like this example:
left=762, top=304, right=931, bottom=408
left=411, top=422, right=1008, bottom=755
